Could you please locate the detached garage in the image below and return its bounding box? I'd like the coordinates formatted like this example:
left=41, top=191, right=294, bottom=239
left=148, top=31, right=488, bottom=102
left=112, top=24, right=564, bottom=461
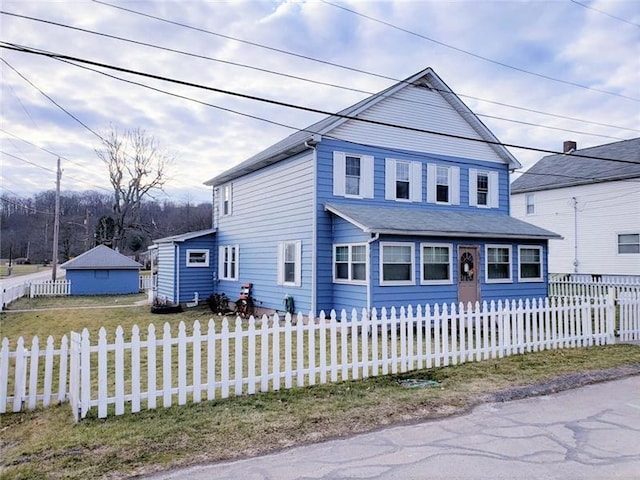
left=60, top=245, right=143, bottom=295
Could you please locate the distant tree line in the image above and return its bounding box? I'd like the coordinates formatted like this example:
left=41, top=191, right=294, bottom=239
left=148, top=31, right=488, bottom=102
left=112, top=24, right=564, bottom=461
left=1, top=190, right=212, bottom=263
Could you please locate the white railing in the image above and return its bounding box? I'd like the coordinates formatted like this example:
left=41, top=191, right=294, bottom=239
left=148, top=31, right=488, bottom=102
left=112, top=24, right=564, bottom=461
left=29, top=280, right=71, bottom=298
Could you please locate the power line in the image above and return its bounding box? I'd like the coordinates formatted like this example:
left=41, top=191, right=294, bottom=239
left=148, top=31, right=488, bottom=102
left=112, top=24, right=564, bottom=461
left=0, top=10, right=635, bottom=140
left=80, top=3, right=640, bottom=133
left=321, top=0, right=640, bottom=102
left=1, top=58, right=103, bottom=140
left=569, top=0, right=640, bottom=28
left=3, top=41, right=637, bottom=167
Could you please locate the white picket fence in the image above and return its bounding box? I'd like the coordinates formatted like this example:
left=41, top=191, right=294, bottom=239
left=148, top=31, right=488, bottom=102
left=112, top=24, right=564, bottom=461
left=139, top=274, right=154, bottom=291
left=1, top=275, right=154, bottom=310
left=549, top=276, right=640, bottom=299
left=29, top=279, right=71, bottom=298
left=4, top=294, right=636, bottom=421
left=619, top=291, right=640, bottom=342
left=0, top=283, right=30, bottom=310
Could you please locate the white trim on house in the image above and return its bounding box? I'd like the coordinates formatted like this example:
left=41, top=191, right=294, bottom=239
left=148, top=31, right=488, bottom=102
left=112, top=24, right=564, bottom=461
left=185, top=249, right=210, bottom=267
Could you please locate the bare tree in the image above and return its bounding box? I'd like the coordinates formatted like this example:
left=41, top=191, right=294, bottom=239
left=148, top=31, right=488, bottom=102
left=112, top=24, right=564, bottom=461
left=96, top=126, right=172, bottom=250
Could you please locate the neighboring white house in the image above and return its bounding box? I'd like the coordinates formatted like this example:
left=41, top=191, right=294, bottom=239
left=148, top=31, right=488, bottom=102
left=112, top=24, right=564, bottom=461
left=511, top=138, right=640, bottom=277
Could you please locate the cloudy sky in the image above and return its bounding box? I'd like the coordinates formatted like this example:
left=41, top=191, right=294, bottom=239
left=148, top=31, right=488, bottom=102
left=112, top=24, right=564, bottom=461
left=1, top=0, right=638, bottom=205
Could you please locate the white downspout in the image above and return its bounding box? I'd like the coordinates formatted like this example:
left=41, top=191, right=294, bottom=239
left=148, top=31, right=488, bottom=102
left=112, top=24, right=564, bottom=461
left=367, top=233, right=380, bottom=312
left=175, top=244, right=180, bottom=304
left=572, top=197, right=579, bottom=273
left=306, top=139, right=318, bottom=315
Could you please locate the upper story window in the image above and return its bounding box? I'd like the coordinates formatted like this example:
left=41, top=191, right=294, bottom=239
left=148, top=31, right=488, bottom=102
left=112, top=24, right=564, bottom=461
left=380, top=242, right=414, bottom=285
left=486, top=245, right=512, bottom=283
left=426, top=164, right=460, bottom=205
left=469, top=169, right=499, bottom=208
left=334, top=244, right=367, bottom=284
left=186, top=249, right=210, bottom=267
left=526, top=193, right=535, bottom=215
left=333, top=152, right=374, bottom=199
left=221, top=183, right=232, bottom=216
left=385, top=158, right=422, bottom=202
left=618, top=233, right=640, bottom=254
left=436, top=166, right=449, bottom=202
left=518, top=246, right=542, bottom=282
left=345, top=156, right=361, bottom=195
left=278, top=240, right=302, bottom=286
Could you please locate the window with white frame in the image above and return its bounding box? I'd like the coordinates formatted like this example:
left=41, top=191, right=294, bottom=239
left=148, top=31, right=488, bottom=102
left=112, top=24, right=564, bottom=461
left=469, top=169, right=499, bottom=208
left=385, top=158, right=422, bottom=202
left=333, top=152, right=374, bottom=198
left=221, top=183, right=232, bottom=216
left=427, top=163, right=460, bottom=205
left=421, top=243, right=452, bottom=284
left=334, top=244, right=367, bottom=283
left=436, top=166, right=449, bottom=203
left=618, top=233, right=640, bottom=254
left=486, top=245, right=512, bottom=282
left=526, top=193, right=535, bottom=215
left=380, top=243, right=414, bottom=285
left=186, top=249, right=210, bottom=267
left=278, top=240, right=302, bottom=286
left=218, top=245, right=238, bottom=280
left=518, top=246, right=542, bottom=281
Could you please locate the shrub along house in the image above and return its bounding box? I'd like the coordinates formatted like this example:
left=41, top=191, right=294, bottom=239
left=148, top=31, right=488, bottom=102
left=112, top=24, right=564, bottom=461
left=60, top=244, right=142, bottom=295
left=154, top=67, right=559, bottom=313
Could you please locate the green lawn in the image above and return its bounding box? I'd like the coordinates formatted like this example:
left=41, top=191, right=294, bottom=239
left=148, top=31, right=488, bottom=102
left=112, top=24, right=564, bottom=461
left=1, top=296, right=639, bottom=479
left=0, top=264, right=49, bottom=277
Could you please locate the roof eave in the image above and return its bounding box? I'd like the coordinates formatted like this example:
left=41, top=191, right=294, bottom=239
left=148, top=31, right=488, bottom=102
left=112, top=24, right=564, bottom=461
left=367, top=228, right=561, bottom=240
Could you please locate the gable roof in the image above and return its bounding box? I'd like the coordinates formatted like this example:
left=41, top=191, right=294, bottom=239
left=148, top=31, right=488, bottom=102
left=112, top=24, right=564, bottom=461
left=60, top=245, right=142, bottom=270
left=325, top=203, right=561, bottom=240
left=153, top=228, right=216, bottom=244
left=204, top=67, right=520, bottom=187
left=511, top=138, right=640, bottom=194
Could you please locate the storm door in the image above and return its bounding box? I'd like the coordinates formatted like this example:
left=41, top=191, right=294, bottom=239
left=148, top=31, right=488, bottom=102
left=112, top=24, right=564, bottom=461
left=458, top=246, right=480, bottom=306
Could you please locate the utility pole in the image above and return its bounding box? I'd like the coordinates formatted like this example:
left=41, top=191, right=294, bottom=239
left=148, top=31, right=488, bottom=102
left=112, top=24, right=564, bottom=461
left=51, top=157, right=61, bottom=281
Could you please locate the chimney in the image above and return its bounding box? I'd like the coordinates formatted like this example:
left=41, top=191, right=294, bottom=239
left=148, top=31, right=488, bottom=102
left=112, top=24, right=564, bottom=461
left=563, top=140, right=577, bottom=153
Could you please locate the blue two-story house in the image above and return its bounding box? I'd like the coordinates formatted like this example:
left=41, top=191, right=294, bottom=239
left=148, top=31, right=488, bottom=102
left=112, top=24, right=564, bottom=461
left=154, top=67, right=559, bottom=314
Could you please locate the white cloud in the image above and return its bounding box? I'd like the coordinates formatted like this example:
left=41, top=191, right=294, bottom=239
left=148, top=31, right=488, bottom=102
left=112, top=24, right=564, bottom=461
left=1, top=0, right=638, bottom=205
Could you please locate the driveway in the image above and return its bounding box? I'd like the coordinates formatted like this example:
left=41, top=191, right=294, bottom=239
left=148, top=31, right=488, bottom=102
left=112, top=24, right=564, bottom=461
left=0, top=267, right=59, bottom=289
left=145, top=375, right=640, bottom=480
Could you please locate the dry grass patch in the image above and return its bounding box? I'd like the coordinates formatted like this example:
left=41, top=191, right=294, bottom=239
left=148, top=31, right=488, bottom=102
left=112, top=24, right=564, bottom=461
left=1, top=343, right=639, bottom=480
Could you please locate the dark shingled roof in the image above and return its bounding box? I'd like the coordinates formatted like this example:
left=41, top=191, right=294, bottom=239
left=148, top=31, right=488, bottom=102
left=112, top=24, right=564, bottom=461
left=325, top=203, right=561, bottom=240
left=511, top=138, right=640, bottom=194
left=60, top=245, right=142, bottom=270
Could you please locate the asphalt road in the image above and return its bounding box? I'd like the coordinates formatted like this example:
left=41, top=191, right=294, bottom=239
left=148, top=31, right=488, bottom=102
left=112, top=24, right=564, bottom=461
left=145, top=375, right=640, bottom=480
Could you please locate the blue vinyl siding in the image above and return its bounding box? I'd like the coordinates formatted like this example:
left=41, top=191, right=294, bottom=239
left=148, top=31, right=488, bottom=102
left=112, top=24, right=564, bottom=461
left=215, top=152, right=315, bottom=313
left=365, top=236, right=548, bottom=311
left=315, top=139, right=509, bottom=215
left=176, top=236, right=216, bottom=303
left=67, top=269, right=139, bottom=295
left=157, top=243, right=176, bottom=302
